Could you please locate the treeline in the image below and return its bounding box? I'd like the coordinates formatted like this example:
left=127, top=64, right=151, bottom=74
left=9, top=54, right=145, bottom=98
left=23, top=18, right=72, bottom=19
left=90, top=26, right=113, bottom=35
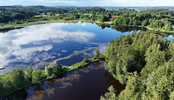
left=142, top=9, right=174, bottom=15
left=55, top=13, right=80, bottom=20
left=111, top=9, right=174, bottom=31
left=2, top=6, right=174, bottom=32
left=55, top=7, right=109, bottom=21
left=1, top=6, right=174, bottom=32
left=58, top=6, right=93, bottom=11
left=0, top=6, right=92, bottom=11
left=101, top=31, right=174, bottom=99
left=79, top=7, right=106, bottom=13
left=55, top=7, right=174, bottom=32
left=112, top=13, right=174, bottom=31
left=55, top=12, right=110, bottom=22
left=0, top=8, right=35, bottom=23
left=0, top=62, right=67, bottom=97
left=0, top=5, right=53, bottom=9
left=70, top=7, right=137, bottom=15
left=55, top=7, right=137, bottom=22
left=0, top=7, right=68, bottom=24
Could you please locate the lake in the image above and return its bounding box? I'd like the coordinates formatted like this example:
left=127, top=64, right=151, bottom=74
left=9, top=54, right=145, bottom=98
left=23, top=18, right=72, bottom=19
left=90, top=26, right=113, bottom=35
left=0, top=21, right=147, bottom=75
left=0, top=21, right=174, bottom=100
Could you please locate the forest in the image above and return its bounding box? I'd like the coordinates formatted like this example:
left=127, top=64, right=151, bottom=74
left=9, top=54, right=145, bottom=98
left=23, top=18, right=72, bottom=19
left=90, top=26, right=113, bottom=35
left=57, top=8, right=174, bottom=32
left=1, top=6, right=174, bottom=32
left=101, top=31, right=174, bottom=100
left=0, top=6, right=68, bottom=24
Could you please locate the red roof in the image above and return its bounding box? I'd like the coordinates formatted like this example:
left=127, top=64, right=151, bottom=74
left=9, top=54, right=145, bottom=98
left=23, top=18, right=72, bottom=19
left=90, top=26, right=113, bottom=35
left=111, top=16, right=119, bottom=18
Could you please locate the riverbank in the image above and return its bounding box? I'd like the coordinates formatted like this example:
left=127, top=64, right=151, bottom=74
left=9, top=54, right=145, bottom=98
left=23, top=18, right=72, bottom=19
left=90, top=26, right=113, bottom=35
left=0, top=57, right=104, bottom=98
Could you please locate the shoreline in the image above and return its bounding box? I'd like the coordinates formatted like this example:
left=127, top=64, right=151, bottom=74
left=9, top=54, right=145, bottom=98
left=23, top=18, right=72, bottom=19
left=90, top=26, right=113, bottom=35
left=0, top=20, right=79, bottom=30
left=1, top=19, right=174, bottom=33
left=0, top=19, right=113, bottom=29
left=0, top=58, right=104, bottom=98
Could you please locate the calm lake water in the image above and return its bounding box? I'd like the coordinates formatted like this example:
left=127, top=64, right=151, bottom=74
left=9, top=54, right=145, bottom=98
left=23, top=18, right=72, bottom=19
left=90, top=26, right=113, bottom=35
left=1, top=21, right=174, bottom=100
left=0, top=22, right=146, bottom=75
left=4, top=60, right=125, bottom=100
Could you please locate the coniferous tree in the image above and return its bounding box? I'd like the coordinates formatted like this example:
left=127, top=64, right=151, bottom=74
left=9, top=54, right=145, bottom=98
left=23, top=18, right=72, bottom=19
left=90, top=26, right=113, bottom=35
left=32, top=70, right=43, bottom=83
left=94, top=47, right=100, bottom=59
left=25, top=66, right=33, bottom=82
left=8, top=69, right=25, bottom=88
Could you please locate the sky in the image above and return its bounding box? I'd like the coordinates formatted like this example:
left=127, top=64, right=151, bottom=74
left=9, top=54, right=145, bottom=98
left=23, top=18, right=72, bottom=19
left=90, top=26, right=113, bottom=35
left=1, top=0, right=174, bottom=6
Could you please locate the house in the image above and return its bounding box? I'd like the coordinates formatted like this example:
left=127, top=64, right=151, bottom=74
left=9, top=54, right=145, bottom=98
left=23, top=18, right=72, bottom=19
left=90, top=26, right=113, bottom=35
left=111, top=16, right=119, bottom=18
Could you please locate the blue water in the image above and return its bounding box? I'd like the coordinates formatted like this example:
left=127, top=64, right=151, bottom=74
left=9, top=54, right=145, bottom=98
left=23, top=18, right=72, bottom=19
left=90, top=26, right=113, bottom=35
left=0, top=21, right=173, bottom=74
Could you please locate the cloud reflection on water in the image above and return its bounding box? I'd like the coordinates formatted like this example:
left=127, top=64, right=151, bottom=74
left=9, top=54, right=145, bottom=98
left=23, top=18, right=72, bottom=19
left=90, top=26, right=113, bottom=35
left=11, top=45, right=53, bottom=63
left=58, top=71, right=81, bottom=89
left=12, top=25, right=95, bottom=45
left=83, top=43, right=108, bottom=58
left=0, top=23, right=96, bottom=74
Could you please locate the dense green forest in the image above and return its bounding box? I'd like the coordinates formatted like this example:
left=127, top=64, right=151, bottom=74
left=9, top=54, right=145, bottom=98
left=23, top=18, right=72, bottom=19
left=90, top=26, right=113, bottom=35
left=100, top=31, right=174, bottom=100
left=59, top=8, right=174, bottom=32
left=0, top=6, right=68, bottom=24
left=1, top=6, right=174, bottom=32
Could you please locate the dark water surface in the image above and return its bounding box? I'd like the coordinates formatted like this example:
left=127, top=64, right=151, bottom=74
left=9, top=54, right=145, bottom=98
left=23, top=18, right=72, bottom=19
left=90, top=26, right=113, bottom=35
left=5, top=60, right=125, bottom=100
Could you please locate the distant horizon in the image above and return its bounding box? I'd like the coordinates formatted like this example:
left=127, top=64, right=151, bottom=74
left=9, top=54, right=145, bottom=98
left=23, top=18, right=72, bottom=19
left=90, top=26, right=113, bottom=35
left=1, top=0, right=174, bottom=7
left=1, top=5, right=174, bottom=7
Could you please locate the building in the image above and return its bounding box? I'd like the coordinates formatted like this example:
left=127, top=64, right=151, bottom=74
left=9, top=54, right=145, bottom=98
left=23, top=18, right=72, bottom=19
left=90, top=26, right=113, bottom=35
left=111, top=16, right=119, bottom=18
